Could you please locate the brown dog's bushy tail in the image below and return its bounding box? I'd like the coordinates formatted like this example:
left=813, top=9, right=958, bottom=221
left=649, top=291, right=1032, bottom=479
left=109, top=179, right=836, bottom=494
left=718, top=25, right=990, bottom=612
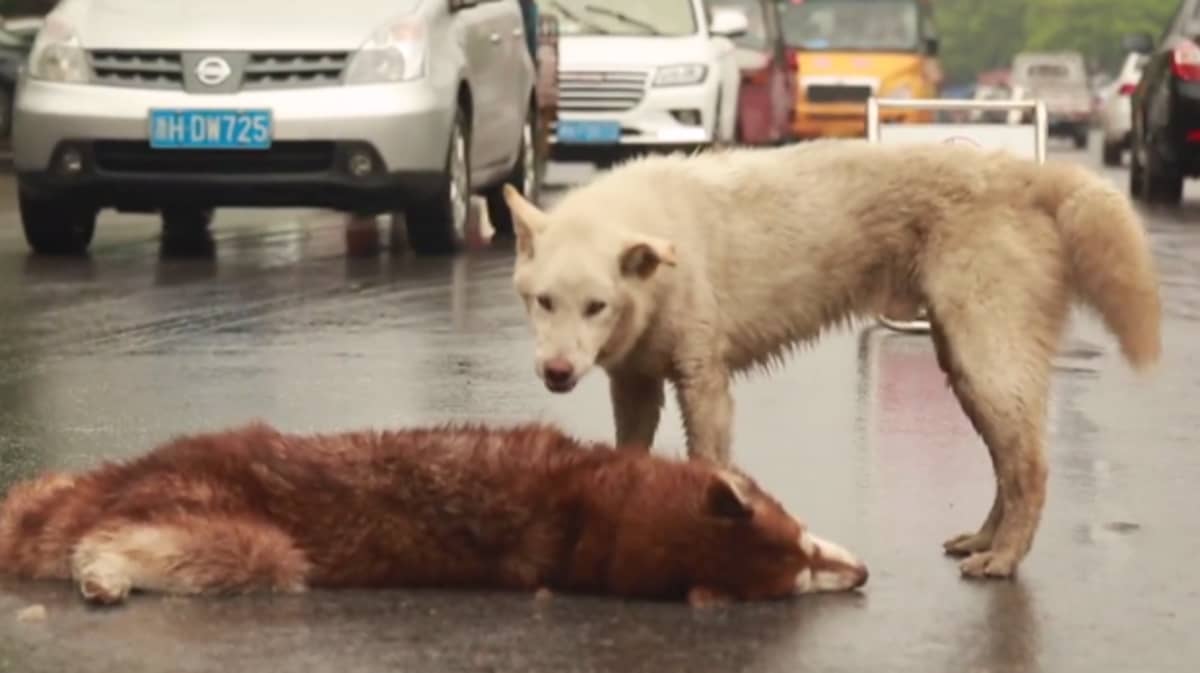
left=1036, top=161, right=1162, bottom=370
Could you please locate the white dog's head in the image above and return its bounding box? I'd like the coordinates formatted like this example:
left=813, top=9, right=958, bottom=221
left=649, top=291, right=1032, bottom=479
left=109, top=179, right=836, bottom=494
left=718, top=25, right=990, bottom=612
left=503, top=184, right=677, bottom=394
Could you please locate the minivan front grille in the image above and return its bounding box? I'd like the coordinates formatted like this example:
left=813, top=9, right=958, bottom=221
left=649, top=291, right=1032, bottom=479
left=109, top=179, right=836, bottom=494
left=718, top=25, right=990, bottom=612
left=86, top=50, right=349, bottom=91
left=558, top=70, right=647, bottom=113
left=92, top=141, right=337, bottom=174
left=90, top=50, right=184, bottom=89
left=805, top=84, right=874, bottom=104
left=242, top=52, right=349, bottom=90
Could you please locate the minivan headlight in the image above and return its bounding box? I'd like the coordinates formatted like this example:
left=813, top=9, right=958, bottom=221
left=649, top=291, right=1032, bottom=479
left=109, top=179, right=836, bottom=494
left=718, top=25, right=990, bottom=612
left=27, top=18, right=90, bottom=84
left=653, top=64, right=708, bottom=87
left=345, top=20, right=427, bottom=84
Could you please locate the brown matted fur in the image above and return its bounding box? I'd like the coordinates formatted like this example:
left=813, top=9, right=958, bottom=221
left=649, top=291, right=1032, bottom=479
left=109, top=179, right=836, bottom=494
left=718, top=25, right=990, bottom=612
left=0, top=422, right=867, bottom=606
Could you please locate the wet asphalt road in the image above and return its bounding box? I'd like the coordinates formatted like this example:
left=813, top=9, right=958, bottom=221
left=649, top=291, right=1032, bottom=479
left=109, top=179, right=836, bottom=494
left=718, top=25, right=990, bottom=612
left=0, top=138, right=1197, bottom=673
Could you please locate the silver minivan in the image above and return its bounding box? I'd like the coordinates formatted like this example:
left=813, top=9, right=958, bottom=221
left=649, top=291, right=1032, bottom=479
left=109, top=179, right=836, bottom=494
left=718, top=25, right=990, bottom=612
left=14, top=0, right=538, bottom=255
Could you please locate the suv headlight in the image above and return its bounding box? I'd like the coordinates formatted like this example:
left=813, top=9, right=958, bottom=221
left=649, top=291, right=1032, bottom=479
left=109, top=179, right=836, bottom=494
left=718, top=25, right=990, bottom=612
left=27, top=18, right=90, bottom=84
left=345, top=20, right=427, bottom=84
left=653, top=64, right=707, bottom=87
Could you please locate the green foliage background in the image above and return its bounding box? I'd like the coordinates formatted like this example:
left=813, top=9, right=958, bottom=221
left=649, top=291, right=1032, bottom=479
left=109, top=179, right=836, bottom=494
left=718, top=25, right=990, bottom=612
left=936, top=0, right=1181, bottom=84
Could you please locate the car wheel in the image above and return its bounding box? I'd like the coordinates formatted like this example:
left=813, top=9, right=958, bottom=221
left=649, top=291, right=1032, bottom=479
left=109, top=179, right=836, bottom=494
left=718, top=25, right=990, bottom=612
left=0, top=86, right=11, bottom=140
left=1141, top=140, right=1184, bottom=206
left=19, top=190, right=97, bottom=256
left=161, top=207, right=214, bottom=234
left=1129, top=142, right=1145, bottom=199
left=405, top=106, right=470, bottom=256
left=485, top=104, right=541, bottom=239
left=1102, top=140, right=1122, bottom=167
left=1073, top=129, right=1088, bottom=150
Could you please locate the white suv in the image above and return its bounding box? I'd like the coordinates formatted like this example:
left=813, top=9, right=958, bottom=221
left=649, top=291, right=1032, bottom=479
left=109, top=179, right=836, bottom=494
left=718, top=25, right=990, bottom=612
left=539, top=0, right=747, bottom=167
left=14, top=0, right=537, bottom=256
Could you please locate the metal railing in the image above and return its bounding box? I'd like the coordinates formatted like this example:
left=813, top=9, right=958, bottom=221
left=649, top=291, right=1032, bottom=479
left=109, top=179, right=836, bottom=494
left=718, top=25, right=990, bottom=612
left=866, top=96, right=1049, bottom=333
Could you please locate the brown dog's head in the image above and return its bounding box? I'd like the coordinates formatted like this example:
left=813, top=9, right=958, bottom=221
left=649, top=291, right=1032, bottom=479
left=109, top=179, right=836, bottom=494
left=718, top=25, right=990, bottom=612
left=606, top=462, right=869, bottom=605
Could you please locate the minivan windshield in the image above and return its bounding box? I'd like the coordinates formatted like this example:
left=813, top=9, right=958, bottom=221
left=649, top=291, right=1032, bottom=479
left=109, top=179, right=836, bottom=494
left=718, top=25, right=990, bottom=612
left=779, top=0, right=920, bottom=52
left=539, top=0, right=698, bottom=37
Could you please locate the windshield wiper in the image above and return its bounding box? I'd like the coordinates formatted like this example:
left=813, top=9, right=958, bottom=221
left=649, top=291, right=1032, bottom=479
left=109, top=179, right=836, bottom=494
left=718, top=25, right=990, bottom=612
left=545, top=0, right=612, bottom=35
left=583, top=4, right=663, bottom=36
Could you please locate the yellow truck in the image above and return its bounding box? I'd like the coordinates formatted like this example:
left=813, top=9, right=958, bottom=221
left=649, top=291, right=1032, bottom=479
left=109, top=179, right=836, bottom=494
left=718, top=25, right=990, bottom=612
left=778, top=0, right=943, bottom=139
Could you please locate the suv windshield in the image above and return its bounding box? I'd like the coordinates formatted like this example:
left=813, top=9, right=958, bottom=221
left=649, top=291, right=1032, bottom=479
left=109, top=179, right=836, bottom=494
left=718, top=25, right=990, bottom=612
left=710, top=0, right=768, bottom=50
left=779, top=0, right=920, bottom=52
left=540, top=0, right=698, bottom=37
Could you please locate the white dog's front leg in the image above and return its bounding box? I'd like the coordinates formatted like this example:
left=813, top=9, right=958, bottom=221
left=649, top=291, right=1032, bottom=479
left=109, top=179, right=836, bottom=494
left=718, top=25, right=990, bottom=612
left=610, top=372, right=665, bottom=451
left=674, top=366, right=734, bottom=465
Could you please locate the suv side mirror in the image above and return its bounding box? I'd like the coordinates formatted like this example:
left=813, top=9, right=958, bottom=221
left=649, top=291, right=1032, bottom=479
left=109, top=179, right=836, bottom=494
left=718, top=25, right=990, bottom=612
left=1122, top=32, right=1154, bottom=55
left=709, top=7, right=748, bottom=38
left=448, top=0, right=479, bottom=11
left=925, top=36, right=940, bottom=56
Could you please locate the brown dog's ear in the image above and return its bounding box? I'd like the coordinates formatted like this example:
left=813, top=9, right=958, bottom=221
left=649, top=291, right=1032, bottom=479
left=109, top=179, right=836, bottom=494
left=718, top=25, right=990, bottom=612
left=503, top=184, right=549, bottom=259
left=619, top=234, right=677, bottom=279
left=705, top=471, right=754, bottom=520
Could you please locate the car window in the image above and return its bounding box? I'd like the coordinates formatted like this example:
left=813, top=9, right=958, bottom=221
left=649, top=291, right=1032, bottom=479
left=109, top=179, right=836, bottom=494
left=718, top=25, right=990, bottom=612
left=779, top=0, right=921, bottom=52
left=710, top=0, right=768, bottom=49
left=540, top=0, right=698, bottom=37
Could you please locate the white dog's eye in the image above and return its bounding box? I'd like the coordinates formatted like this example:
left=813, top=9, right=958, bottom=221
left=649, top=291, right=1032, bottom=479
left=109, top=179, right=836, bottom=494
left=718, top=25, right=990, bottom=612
left=536, top=294, right=554, bottom=312
left=584, top=300, right=607, bottom=317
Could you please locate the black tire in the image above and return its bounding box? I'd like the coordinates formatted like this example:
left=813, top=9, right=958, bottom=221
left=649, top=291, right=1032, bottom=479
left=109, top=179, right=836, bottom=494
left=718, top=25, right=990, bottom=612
left=0, top=86, right=12, bottom=140
left=1073, top=129, right=1088, bottom=150
left=1142, top=143, right=1184, bottom=206
left=19, top=190, right=97, bottom=256
left=485, top=103, right=541, bottom=239
left=1129, top=142, right=1145, bottom=199
left=1102, top=140, right=1122, bottom=167
left=405, top=106, right=470, bottom=256
left=161, top=207, right=214, bottom=235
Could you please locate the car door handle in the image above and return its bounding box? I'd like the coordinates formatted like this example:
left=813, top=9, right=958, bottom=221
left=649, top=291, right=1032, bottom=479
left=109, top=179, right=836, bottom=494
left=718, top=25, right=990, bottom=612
left=489, top=32, right=501, bottom=44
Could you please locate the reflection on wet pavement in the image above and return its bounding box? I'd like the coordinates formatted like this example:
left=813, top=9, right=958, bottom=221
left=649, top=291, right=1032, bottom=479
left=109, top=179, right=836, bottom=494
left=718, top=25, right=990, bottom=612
left=0, top=154, right=1197, bottom=672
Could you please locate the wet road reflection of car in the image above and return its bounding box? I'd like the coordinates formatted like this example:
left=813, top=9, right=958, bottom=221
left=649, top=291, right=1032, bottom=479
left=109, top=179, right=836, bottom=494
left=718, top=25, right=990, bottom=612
left=0, top=144, right=1197, bottom=672
left=13, top=0, right=539, bottom=257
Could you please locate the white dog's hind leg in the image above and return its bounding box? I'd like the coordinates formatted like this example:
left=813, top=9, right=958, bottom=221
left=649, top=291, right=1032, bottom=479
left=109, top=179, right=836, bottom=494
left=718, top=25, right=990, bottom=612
left=610, top=372, right=665, bottom=451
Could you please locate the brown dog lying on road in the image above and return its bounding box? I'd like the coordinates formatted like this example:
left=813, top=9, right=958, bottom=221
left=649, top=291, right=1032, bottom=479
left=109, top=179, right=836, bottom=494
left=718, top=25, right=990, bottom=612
left=0, top=422, right=867, bottom=607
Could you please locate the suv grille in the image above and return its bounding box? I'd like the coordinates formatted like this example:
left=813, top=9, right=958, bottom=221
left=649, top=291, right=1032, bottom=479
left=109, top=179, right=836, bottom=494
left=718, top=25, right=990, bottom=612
left=558, top=70, right=647, bottom=113
left=90, top=51, right=184, bottom=89
left=92, top=141, right=337, bottom=174
left=805, top=84, right=874, bottom=104
left=242, top=52, right=348, bottom=90
left=86, top=51, right=349, bottom=90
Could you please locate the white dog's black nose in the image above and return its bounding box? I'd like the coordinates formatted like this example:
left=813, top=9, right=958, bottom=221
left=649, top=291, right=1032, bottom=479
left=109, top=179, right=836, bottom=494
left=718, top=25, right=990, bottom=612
left=543, top=359, right=575, bottom=390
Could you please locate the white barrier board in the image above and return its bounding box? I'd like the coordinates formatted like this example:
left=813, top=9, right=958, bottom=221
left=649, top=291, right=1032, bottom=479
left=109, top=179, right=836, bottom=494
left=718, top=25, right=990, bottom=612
left=873, top=123, right=1041, bottom=161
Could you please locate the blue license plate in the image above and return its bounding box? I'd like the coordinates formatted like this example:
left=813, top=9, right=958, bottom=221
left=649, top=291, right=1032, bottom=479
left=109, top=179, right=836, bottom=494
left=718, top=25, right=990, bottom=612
left=557, top=120, right=621, bottom=145
left=148, top=109, right=272, bottom=150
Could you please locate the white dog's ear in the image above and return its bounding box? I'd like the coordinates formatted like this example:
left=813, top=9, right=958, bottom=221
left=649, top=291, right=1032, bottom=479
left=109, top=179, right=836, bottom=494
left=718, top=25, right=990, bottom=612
left=619, top=234, right=677, bottom=279
left=503, top=184, right=549, bottom=258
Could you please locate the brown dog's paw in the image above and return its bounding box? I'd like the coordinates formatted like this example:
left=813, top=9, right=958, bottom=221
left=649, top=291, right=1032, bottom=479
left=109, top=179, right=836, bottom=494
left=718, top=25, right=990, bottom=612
left=958, top=551, right=1018, bottom=579
left=687, top=586, right=732, bottom=608
left=943, top=531, right=994, bottom=557
left=79, top=574, right=131, bottom=606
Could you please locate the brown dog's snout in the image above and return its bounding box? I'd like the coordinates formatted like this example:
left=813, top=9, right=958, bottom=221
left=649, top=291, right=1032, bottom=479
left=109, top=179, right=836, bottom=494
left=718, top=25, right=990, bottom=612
left=850, top=564, right=869, bottom=589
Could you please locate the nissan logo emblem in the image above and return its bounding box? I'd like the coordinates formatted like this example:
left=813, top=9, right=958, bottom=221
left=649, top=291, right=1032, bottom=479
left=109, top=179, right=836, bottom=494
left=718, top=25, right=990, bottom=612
left=195, top=56, right=232, bottom=86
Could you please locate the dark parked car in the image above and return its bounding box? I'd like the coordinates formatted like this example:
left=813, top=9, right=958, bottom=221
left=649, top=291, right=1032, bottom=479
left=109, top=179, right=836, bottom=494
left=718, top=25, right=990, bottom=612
left=1128, top=0, right=1200, bottom=205
left=0, top=17, right=41, bottom=141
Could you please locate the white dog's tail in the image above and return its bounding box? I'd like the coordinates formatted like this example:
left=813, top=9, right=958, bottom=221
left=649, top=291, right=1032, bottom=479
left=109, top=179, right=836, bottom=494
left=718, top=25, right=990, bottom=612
left=1036, top=162, right=1162, bottom=370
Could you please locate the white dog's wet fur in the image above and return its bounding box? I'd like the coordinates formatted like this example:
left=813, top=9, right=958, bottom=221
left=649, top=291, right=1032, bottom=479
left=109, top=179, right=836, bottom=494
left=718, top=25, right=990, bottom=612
left=504, top=138, right=1161, bottom=580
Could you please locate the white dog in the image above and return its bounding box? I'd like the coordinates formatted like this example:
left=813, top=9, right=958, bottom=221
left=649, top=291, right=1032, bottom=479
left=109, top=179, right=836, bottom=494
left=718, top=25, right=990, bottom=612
left=502, top=139, right=1160, bottom=579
